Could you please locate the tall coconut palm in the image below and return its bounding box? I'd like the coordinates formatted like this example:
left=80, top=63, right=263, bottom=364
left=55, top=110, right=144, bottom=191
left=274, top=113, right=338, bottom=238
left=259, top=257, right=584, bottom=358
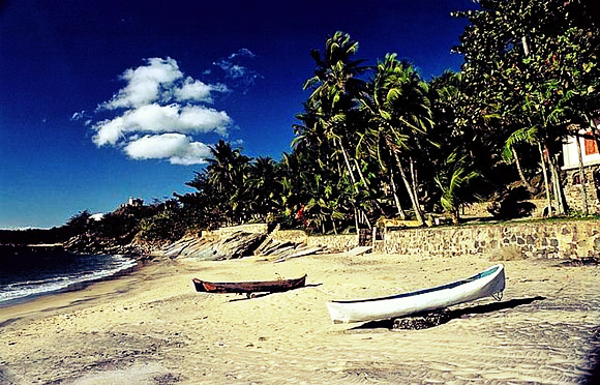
left=206, top=140, right=251, bottom=225
left=361, top=53, right=434, bottom=225
left=247, top=156, right=279, bottom=221
left=434, top=151, right=479, bottom=225
left=303, top=31, right=372, bottom=230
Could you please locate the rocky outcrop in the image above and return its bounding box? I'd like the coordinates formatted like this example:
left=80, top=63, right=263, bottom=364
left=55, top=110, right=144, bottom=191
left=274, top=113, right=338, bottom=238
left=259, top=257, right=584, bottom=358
left=157, top=230, right=267, bottom=261
left=63, top=231, right=144, bottom=255
left=156, top=227, right=331, bottom=261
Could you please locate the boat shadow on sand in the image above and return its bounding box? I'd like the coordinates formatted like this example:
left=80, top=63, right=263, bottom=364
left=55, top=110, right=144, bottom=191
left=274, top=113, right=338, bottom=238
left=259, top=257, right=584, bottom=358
left=227, top=283, right=323, bottom=302
left=352, top=296, right=546, bottom=331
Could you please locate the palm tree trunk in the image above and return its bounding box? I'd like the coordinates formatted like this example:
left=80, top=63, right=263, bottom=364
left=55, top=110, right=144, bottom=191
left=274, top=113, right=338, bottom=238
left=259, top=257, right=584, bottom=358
left=337, top=138, right=358, bottom=191
left=451, top=209, right=460, bottom=226
left=361, top=210, right=372, bottom=230
left=409, top=156, right=419, bottom=202
left=538, top=143, right=553, bottom=217
left=575, top=133, right=589, bottom=214
left=408, top=157, right=423, bottom=221
left=392, top=149, right=424, bottom=225
left=337, top=138, right=372, bottom=229
left=550, top=161, right=564, bottom=214
left=353, top=158, right=369, bottom=188
left=390, top=173, right=406, bottom=219
left=549, top=152, right=569, bottom=214
left=512, top=146, right=536, bottom=193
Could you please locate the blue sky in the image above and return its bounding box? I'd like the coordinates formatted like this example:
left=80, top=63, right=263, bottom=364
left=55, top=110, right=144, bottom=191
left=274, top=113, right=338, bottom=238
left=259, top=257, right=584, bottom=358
left=0, top=0, right=476, bottom=229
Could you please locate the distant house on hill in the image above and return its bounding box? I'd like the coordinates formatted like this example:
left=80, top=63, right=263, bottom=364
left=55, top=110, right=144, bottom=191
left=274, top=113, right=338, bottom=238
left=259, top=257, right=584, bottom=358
left=127, top=197, right=144, bottom=207
left=561, top=121, right=600, bottom=214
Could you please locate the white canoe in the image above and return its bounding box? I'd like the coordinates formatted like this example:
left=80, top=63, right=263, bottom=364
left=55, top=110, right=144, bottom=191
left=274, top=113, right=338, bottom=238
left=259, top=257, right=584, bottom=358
left=326, top=264, right=506, bottom=324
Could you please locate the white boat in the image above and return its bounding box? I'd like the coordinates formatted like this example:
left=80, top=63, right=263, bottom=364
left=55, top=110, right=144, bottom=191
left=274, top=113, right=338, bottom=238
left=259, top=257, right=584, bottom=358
left=326, top=264, right=506, bottom=324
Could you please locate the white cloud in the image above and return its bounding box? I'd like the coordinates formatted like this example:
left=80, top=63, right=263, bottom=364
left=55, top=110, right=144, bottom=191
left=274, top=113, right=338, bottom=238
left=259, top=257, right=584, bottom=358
left=213, top=48, right=262, bottom=89
left=80, top=55, right=260, bottom=165
left=173, top=77, right=229, bottom=103
left=93, top=116, right=126, bottom=146
left=214, top=60, right=248, bottom=79
left=101, top=57, right=183, bottom=110
left=124, top=133, right=211, bottom=165
left=92, top=104, right=231, bottom=146
left=229, top=48, right=256, bottom=59
left=71, top=110, right=86, bottom=120
left=178, top=105, right=230, bottom=135
left=71, top=111, right=92, bottom=126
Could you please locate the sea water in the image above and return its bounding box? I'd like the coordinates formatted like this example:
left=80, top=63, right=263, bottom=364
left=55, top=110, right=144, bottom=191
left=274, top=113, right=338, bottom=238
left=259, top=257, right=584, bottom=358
left=0, top=246, right=137, bottom=306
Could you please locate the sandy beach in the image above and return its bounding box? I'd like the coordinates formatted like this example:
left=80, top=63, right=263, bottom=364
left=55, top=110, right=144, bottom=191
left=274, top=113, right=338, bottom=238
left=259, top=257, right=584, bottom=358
left=1, top=251, right=599, bottom=384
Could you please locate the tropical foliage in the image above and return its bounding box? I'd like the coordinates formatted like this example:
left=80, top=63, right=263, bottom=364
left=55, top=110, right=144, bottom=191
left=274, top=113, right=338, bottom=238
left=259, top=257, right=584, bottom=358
left=172, top=1, right=598, bottom=235
left=56, top=1, right=599, bottom=244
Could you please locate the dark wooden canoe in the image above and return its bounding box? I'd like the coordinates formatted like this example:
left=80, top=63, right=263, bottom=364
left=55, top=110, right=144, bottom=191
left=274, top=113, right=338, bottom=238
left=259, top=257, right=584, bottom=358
left=192, top=274, right=307, bottom=294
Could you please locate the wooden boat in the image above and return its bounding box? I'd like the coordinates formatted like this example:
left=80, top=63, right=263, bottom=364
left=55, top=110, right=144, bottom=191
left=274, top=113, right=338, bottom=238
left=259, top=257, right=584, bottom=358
left=326, top=264, right=505, bottom=324
left=192, top=274, right=307, bottom=294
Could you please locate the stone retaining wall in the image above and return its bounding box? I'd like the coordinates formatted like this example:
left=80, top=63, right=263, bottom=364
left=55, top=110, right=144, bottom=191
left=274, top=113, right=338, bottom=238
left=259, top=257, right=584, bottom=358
left=215, top=221, right=599, bottom=260
left=462, top=199, right=549, bottom=219
left=306, top=234, right=358, bottom=252
left=378, top=220, right=600, bottom=259
left=563, top=167, right=600, bottom=214
left=216, top=224, right=268, bottom=237
left=270, top=230, right=308, bottom=243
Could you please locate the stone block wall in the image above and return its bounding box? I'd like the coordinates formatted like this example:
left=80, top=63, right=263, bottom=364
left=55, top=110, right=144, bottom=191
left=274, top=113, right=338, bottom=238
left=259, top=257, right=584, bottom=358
left=378, top=220, right=600, bottom=259
left=217, top=223, right=268, bottom=237
left=214, top=221, right=600, bottom=260
left=563, top=167, right=600, bottom=214
left=270, top=230, right=308, bottom=243
left=306, top=234, right=358, bottom=252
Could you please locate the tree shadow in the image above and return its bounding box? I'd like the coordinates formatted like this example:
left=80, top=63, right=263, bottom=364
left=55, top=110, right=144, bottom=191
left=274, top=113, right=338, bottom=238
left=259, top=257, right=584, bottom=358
left=586, top=334, right=600, bottom=384
left=352, top=296, right=546, bottom=330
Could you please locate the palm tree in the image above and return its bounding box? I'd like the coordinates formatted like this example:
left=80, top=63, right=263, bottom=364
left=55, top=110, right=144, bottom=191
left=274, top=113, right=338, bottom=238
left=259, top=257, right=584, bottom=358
left=206, top=140, right=251, bottom=225
left=247, top=156, right=279, bottom=221
left=361, top=53, right=434, bottom=225
left=302, top=31, right=372, bottom=230
left=434, top=151, right=478, bottom=225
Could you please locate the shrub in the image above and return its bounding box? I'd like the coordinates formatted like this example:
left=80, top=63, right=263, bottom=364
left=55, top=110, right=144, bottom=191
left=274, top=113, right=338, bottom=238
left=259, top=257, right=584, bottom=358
left=137, top=212, right=184, bottom=244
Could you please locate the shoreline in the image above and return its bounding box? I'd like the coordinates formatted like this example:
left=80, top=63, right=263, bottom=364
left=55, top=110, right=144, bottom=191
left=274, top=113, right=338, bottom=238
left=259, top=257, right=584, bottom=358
left=1, top=252, right=599, bottom=384
left=0, top=251, right=147, bottom=311
left=0, top=256, right=160, bottom=330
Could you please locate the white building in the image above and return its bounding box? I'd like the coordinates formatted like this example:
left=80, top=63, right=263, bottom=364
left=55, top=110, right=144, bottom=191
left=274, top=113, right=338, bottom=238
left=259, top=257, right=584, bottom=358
left=561, top=124, right=600, bottom=213
left=562, top=130, right=600, bottom=170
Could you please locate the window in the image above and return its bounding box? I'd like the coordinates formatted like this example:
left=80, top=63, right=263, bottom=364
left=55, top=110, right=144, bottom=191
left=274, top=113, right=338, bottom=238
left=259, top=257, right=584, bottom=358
left=585, top=131, right=599, bottom=155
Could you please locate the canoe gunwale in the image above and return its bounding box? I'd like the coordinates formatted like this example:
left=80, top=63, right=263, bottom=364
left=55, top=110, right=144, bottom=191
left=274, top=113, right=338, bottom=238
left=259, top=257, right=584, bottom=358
left=326, top=264, right=506, bottom=323
left=192, top=274, right=307, bottom=294
left=329, top=264, right=503, bottom=304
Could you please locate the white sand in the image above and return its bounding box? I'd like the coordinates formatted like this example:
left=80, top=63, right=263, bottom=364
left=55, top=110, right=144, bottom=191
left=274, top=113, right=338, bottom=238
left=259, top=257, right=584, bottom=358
left=1, top=252, right=599, bottom=384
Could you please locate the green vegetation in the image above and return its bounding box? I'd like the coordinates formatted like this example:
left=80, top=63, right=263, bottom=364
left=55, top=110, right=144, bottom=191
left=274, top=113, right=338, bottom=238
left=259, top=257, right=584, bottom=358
left=14, top=0, right=596, bottom=246
left=159, top=0, right=600, bottom=239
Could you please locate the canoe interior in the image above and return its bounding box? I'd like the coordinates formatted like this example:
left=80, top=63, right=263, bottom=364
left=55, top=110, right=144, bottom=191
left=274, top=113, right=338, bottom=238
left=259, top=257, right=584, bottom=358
left=330, top=265, right=502, bottom=304
left=192, top=274, right=307, bottom=294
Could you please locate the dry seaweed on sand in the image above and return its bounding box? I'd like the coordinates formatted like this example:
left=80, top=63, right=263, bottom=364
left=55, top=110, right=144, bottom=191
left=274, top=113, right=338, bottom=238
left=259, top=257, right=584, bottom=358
left=392, top=309, right=451, bottom=330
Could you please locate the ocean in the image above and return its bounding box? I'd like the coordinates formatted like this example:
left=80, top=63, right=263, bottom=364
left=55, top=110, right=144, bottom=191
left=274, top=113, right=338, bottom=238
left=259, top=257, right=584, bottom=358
left=0, top=245, right=137, bottom=306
